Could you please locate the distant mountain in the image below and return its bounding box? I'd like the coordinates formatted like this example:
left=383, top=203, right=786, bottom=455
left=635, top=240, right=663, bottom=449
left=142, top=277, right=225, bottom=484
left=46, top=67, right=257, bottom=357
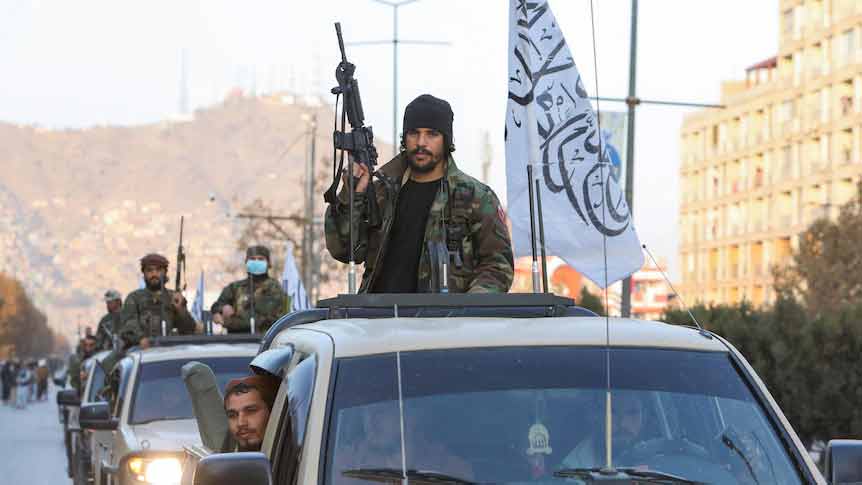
left=0, top=92, right=374, bottom=340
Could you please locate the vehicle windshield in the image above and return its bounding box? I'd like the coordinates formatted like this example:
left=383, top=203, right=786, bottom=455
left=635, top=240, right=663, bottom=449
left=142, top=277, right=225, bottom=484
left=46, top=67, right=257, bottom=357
left=130, top=356, right=250, bottom=424
left=325, top=347, right=805, bottom=485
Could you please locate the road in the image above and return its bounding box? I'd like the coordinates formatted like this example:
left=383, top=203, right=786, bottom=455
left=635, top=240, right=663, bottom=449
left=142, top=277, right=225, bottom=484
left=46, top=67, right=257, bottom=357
left=0, top=388, right=70, bottom=484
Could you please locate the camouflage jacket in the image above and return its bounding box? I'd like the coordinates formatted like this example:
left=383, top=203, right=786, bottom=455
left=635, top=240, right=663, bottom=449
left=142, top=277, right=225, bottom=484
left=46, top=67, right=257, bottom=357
left=119, top=288, right=197, bottom=347
left=325, top=154, right=514, bottom=293
left=95, top=311, right=121, bottom=351
left=211, top=275, right=288, bottom=334
left=68, top=352, right=92, bottom=396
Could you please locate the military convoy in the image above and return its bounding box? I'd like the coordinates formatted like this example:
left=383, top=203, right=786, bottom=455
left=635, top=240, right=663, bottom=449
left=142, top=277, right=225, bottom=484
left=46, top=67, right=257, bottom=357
left=58, top=336, right=256, bottom=485
left=58, top=293, right=862, bottom=484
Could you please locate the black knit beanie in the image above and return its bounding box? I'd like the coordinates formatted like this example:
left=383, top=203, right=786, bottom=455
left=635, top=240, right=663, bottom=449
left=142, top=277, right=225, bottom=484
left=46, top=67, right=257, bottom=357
left=403, top=94, right=455, bottom=151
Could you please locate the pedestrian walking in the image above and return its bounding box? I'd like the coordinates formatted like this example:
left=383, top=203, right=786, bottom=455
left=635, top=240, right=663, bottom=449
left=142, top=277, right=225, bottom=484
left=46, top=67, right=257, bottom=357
left=15, top=364, right=32, bottom=409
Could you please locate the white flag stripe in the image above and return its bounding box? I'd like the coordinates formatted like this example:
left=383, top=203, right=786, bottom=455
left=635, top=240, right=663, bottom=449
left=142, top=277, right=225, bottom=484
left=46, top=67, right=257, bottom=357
left=281, top=241, right=310, bottom=312
left=504, top=0, right=643, bottom=288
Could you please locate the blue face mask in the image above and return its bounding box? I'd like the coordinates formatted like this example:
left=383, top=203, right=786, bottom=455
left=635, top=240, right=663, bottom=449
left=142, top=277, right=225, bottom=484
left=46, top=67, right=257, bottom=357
left=246, top=259, right=268, bottom=275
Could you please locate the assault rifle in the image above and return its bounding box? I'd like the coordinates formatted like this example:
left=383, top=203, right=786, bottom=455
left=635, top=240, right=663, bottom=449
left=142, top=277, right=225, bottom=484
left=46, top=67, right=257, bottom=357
left=325, top=22, right=382, bottom=293
left=175, top=216, right=186, bottom=293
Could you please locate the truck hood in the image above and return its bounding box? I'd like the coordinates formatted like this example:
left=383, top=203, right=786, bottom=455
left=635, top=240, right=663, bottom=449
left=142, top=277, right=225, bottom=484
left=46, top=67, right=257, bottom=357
left=130, top=419, right=201, bottom=451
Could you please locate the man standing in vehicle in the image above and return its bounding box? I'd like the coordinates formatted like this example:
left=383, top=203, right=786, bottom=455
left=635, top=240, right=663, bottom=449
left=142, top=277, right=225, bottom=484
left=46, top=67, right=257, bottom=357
left=324, top=94, right=514, bottom=293
left=95, top=289, right=123, bottom=351
left=223, top=375, right=279, bottom=451
left=211, top=245, right=288, bottom=334
left=119, top=253, right=197, bottom=349
left=68, top=335, right=97, bottom=396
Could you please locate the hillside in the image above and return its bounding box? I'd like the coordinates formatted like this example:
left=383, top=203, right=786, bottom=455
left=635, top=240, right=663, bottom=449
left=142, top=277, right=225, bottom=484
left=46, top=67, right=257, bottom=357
left=0, top=92, right=376, bottom=340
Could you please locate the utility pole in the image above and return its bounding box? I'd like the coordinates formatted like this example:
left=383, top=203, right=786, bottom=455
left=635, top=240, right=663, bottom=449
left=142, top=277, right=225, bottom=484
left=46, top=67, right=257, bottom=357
left=595, top=0, right=723, bottom=317
left=620, top=0, right=638, bottom=319
left=349, top=0, right=449, bottom=157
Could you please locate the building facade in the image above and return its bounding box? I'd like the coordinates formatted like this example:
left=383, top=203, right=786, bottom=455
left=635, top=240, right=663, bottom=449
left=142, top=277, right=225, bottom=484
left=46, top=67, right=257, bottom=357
left=679, top=0, right=862, bottom=306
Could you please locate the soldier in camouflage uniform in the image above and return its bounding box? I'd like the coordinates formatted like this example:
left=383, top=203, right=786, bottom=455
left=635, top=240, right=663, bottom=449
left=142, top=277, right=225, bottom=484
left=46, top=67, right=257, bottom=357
left=119, top=253, right=197, bottom=349
left=68, top=334, right=97, bottom=396
left=95, top=289, right=123, bottom=351
left=325, top=94, right=514, bottom=293
left=211, top=245, right=289, bottom=334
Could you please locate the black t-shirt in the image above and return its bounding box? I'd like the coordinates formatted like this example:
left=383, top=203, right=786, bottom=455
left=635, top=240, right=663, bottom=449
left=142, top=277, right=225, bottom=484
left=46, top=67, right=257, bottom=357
left=372, top=178, right=442, bottom=293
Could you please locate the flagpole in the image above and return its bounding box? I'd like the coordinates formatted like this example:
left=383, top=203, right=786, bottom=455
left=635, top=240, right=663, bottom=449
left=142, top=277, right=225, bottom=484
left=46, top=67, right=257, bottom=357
left=527, top=164, right=541, bottom=293
left=620, top=0, right=638, bottom=318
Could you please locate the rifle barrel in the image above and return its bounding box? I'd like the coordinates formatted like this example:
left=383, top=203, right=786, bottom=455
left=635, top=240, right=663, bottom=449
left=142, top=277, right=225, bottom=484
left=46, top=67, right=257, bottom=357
left=335, top=23, right=347, bottom=63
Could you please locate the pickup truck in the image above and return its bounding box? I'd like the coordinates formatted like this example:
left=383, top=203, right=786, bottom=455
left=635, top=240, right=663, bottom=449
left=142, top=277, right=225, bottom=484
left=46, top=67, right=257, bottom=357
left=183, top=293, right=859, bottom=484
left=79, top=336, right=257, bottom=485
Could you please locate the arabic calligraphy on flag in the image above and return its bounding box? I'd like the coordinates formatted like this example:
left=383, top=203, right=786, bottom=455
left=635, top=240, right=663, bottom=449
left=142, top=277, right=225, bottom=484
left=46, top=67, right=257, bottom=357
left=504, top=0, right=643, bottom=287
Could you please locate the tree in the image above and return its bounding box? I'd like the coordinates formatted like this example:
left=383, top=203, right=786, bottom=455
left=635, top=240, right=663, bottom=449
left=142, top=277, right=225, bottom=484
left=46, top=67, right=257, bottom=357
left=577, top=286, right=605, bottom=315
left=0, top=272, right=61, bottom=359
left=774, top=183, right=862, bottom=317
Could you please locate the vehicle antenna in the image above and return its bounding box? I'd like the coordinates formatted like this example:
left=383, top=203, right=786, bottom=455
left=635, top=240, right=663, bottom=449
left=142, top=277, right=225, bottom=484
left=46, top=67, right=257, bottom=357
left=535, top=177, right=549, bottom=293
left=587, top=0, right=614, bottom=471
left=526, top=164, right=541, bottom=293
left=642, top=244, right=709, bottom=336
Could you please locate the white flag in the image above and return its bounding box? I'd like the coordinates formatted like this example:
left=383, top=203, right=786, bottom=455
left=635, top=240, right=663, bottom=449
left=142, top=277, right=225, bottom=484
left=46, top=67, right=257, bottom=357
left=282, top=242, right=310, bottom=312
left=191, top=270, right=205, bottom=323
left=505, top=0, right=643, bottom=288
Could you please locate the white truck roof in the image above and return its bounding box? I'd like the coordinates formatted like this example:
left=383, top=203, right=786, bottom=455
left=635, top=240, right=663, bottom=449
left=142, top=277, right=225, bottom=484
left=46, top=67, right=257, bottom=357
left=295, top=317, right=726, bottom=358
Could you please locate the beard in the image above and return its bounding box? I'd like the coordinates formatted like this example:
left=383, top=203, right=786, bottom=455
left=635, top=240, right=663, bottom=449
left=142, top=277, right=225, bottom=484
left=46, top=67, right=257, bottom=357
left=407, top=147, right=445, bottom=174
left=146, top=276, right=164, bottom=291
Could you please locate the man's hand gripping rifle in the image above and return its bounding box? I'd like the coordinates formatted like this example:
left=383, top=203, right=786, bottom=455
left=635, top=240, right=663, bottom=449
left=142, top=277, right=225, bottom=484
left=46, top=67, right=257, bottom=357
left=325, top=22, right=382, bottom=293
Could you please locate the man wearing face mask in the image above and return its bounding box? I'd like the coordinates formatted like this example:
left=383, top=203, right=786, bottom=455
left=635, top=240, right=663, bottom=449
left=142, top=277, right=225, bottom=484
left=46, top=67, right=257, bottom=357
left=211, top=245, right=288, bottom=334
left=119, top=253, right=197, bottom=349
left=325, top=94, right=514, bottom=293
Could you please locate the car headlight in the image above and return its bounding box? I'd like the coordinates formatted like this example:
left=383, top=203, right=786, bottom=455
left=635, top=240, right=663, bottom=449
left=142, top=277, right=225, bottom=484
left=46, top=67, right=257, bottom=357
left=127, top=456, right=182, bottom=485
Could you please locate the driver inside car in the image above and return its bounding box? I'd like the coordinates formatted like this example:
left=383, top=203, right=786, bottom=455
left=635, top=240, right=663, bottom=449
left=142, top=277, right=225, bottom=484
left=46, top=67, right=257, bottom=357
left=333, top=402, right=473, bottom=484
left=560, top=390, right=647, bottom=470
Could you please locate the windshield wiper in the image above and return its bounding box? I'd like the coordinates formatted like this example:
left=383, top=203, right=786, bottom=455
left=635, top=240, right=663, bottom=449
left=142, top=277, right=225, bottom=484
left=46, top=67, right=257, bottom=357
left=342, top=467, right=478, bottom=484
left=721, top=432, right=760, bottom=485
left=555, top=467, right=705, bottom=484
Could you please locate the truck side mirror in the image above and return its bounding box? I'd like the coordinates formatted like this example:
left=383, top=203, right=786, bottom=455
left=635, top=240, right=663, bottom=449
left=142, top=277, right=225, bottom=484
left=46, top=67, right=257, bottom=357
left=249, top=346, right=294, bottom=379
left=194, top=452, right=272, bottom=485
left=79, top=402, right=118, bottom=430
left=825, top=439, right=862, bottom=484
left=56, top=389, right=80, bottom=407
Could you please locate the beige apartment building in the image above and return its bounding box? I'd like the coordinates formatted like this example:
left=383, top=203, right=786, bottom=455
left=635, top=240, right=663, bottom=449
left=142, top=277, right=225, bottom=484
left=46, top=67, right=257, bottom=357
left=679, top=0, right=862, bottom=306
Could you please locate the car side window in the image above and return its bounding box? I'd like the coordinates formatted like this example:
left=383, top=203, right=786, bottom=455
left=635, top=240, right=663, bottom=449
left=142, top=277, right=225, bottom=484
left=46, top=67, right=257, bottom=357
left=275, top=354, right=318, bottom=485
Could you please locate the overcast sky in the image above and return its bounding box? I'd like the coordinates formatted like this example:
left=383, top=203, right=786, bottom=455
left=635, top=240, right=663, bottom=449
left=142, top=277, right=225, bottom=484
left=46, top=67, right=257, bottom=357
left=0, top=0, right=778, bottom=279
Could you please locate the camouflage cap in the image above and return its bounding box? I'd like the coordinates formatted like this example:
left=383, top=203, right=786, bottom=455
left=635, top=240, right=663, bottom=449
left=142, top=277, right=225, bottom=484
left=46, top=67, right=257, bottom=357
left=104, top=289, right=122, bottom=302
left=246, top=245, right=271, bottom=262
left=140, top=253, right=169, bottom=270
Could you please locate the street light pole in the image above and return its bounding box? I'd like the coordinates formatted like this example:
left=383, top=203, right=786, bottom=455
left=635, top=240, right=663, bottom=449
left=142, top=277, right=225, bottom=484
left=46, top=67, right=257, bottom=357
left=350, top=0, right=449, bottom=157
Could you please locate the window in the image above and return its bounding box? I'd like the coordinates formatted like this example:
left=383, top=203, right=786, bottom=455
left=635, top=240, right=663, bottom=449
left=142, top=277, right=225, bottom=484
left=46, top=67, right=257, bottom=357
left=275, top=354, right=317, bottom=485
left=324, top=348, right=807, bottom=485
left=129, top=357, right=251, bottom=424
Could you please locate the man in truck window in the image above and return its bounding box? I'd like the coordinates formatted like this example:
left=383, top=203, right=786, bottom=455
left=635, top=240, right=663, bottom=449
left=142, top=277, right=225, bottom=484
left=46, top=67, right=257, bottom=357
left=224, top=375, right=279, bottom=452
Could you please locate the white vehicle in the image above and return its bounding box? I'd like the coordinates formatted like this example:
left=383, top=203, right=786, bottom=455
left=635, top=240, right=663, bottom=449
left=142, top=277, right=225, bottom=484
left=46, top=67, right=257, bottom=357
left=185, top=294, right=841, bottom=485
left=80, top=336, right=257, bottom=485
left=58, top=350, right=111, bottom=485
